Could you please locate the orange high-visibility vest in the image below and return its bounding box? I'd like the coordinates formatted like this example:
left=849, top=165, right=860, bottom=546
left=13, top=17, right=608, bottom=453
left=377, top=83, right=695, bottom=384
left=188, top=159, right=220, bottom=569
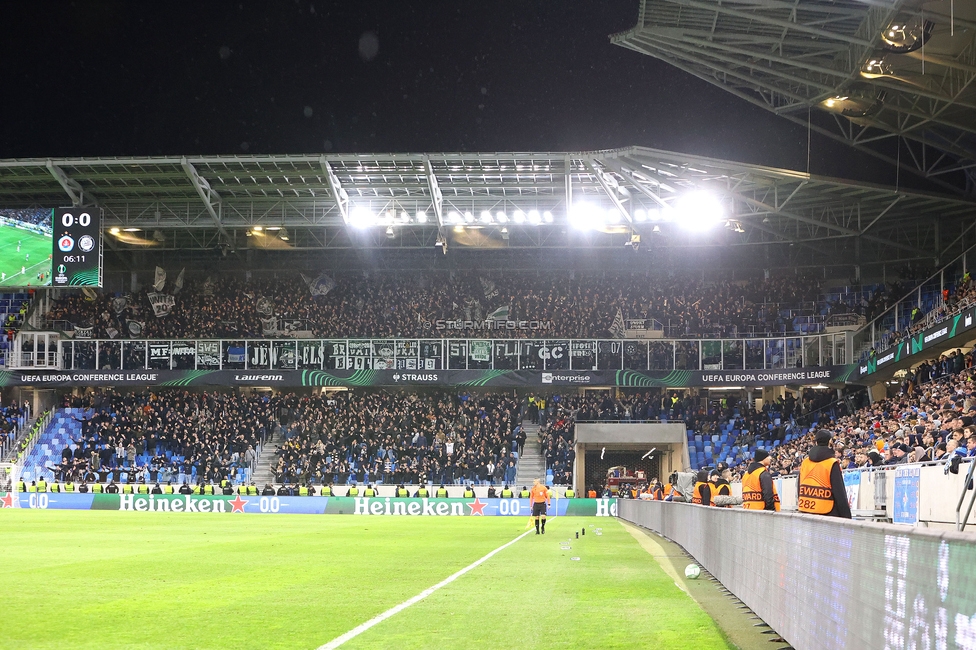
left=798, top=457, right=837, bottom=515
left=742, top=466, right=780, bottom=511
left=710, top=480, right=731, bottom=508
left=692, top=481, right=713, bottom=506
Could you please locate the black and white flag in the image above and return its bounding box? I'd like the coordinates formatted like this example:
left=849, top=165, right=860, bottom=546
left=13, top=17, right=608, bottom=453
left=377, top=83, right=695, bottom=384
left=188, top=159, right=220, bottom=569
left=609, top=308, right=626, bottom=339
left=148, top=293, right=175, bottom=318
left=153, top=266, right=166, bottom=292
left=260, top=317, right=279, bottom=335
left=255, top=296, right=274, bottom=317
left=126, top=320, right=145, bottom=338
left=480, top=277, right=499, bottom=300
left=302, top=272, right=336, bottom=297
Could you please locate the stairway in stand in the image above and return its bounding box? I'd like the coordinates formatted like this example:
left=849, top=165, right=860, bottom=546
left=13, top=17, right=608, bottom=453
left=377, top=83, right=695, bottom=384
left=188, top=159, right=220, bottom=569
left=251, top=428, right=284, bottom=487
left=514, top=423, right=547, bottom=488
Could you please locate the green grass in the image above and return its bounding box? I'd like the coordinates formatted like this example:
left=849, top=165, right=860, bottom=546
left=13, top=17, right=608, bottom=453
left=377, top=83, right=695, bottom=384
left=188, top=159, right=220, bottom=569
left=0, top=224, right=52, bottom=287
left=0, top=512, right=730, bottom=650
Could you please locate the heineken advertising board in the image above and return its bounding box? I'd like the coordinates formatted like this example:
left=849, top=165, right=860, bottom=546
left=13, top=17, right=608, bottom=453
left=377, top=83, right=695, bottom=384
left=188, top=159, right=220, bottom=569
left=1, top=493, right=617, bottom=517
left=0, top=366, right=855, bottom=388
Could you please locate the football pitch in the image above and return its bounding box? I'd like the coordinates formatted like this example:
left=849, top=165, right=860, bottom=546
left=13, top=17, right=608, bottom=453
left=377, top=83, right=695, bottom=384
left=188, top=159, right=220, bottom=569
left=0, top=225, right=52, bottom=287
left=0, top=511, right=733, bottom=650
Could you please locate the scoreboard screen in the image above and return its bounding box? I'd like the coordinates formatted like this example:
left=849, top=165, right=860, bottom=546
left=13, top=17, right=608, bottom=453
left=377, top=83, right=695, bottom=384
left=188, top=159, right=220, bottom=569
left=52, top=207, right=102, bottom=287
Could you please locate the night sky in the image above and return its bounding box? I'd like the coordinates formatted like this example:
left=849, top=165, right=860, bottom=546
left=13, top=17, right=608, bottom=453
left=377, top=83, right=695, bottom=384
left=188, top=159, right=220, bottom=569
left=2, top=1, right=897, bottom=184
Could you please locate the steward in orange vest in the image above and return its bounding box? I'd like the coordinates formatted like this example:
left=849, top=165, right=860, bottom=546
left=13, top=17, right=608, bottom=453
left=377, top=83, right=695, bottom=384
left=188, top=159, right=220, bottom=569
left=742, top=449, right=780, bottom=512
left=691, top=470, right=713, bottom=506
left=650, top=480, right=664, bottom=501
left=798, top=430, right=852, bottom=518
left=709, top=471, right=732, bottom=507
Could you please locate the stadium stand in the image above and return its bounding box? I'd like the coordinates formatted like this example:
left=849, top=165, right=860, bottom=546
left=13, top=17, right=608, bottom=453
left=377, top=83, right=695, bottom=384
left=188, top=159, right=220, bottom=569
left=21, top=391, right=272, bottom=486
left=0, top=401, right=30, bottom=460
left=666, top=346, right=975, bottom=483
left=1, top=291, right=32, bottom=366
left=43, top=271, right=830, bottom=339
left=272, top=390, right=521, bottom=486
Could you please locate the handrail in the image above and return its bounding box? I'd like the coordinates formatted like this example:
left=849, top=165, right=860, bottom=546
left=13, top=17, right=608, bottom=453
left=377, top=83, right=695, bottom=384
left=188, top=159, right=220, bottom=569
left=852, top=223, right=976, bottom=344
left=768, top=455, right=972, bottom=481
left=11, top=410, right=51, bottom=465
left=955, top=458, right=976, bottom=531
left=0, top=414, right=28, bottom=461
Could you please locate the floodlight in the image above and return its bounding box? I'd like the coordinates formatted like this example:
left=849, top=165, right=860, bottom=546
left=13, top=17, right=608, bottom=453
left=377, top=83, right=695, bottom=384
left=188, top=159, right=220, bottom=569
left=674, top=191, right=724, bottom=231
left=496, top=212, right=509, bottom=223
left=605, top=208, right=621, bottom=224
left=513, top=211, right=526, bottom=224
left=634, top=209, right=647, bottom=222
left=569, top=202, right=604, bottom=230
left=416, top=211, right=428, bottom=223
left=464, top=211, right=475, bottom=223
left=350, top=206, right=376, bottom=228
left=109, top=227, right=120, bottom=234
left=542, top=211, right=553, bottom=223
left=253, top=226, right=263, bottom=231
left=447, top=211, right=462, bottom=224
left=265, top=226, right=281, bottom=231
left=279, top=228, right=290, bottom=241
left=385, top=226, right=395, bottom=238
left=527, top=210, right=541, bottom=225
left=480, top=210, right=493, bottom=223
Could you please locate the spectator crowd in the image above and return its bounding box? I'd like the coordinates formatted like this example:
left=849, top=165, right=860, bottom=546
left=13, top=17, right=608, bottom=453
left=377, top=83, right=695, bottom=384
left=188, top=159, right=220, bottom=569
left=50, top=390, right=270, bottom=485
left=724, top=346, right=976, bottom=480
left=44, top=271, right=827, bottom=341
left=272, top=390, right=522, bottom=487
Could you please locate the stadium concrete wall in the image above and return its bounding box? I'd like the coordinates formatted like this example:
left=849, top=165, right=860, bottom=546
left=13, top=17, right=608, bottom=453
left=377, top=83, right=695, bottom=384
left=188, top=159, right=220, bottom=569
left=1, top=493, right=617, bottom=517
left=618, top=500, right=976, bottom=650
left=575, top=422, right=686, bottom=444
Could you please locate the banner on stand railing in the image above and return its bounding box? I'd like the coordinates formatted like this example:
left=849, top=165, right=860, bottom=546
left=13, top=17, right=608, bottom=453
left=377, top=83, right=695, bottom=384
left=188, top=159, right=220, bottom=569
left=0, top=366, right=856, bottom=388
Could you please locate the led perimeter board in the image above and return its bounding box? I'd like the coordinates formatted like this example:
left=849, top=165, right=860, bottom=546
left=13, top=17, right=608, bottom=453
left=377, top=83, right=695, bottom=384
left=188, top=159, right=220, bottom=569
left=52, top=207, right=102, bottom=287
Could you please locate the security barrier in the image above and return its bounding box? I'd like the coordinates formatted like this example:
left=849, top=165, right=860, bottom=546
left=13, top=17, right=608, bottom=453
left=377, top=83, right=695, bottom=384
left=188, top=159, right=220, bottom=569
left=618, top=499, right=976, bottom=650
left=765, top=461, right=976, bottom=527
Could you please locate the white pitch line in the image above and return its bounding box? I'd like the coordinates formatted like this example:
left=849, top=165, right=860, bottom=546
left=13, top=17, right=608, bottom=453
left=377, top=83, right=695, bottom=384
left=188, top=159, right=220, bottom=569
left=317, top=529, right=533, bottom=650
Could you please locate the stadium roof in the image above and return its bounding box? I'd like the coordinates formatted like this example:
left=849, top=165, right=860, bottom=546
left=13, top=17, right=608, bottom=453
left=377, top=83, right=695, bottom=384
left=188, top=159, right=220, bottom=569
left=612, top=0, right=976, bottom=195
left=0, top=147, right=974, bottom=269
